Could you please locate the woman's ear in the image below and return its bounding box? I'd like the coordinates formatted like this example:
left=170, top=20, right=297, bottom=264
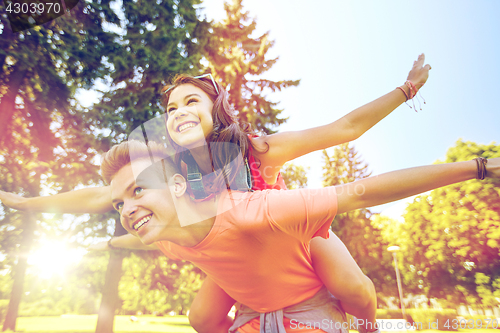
left=172, top=173, right=187, bottom=198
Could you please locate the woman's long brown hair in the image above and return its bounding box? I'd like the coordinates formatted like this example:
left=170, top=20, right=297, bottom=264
left=161, top=74, right=263, bottom=193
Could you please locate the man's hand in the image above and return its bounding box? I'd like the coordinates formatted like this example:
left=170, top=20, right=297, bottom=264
left=0, top=190, right=26, bottom=210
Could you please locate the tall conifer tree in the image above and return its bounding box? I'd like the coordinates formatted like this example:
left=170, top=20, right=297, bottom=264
left=204, top=0, right=299, bottom=134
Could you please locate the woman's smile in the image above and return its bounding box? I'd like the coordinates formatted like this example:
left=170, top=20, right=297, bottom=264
left=177, top=121, right=199, bottom=133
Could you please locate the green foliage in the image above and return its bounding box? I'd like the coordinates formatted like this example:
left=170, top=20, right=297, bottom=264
left=0, top=0, right=118, bottom=164
left=118, top=251, right=203, bottom=315
left=398, top=140, right=500, bottom=304
left=13, top=250, right=109, bottom=317
left=0, top=4, right=119, bottom=317
left=281, top=162, right=308, bottom=189
left=204, top=0, right=299, bottom=134
left=405, top=309, right=457, bottom=330
left=85, top=0, right=210, bottom=148
left=475, top=273, right=500, bottom=308
left=321, top=143, right=395, bottom=295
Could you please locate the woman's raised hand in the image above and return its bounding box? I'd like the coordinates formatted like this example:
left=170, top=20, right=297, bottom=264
left=407, top=53, right=431, bottom=90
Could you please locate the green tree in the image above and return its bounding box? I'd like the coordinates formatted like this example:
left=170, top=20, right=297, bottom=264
left=281, top=162, right=308, bottom=189
left=0, top=2, right=118, bottom=330
left=204, top=0, right=299, bottom=134
left=84, top=0, right=210, bottom=146
left=118, top=251, right=203, bottom=315
left=322, top=143, right=395, bottom=298
left=399, top=140, right=500, bottom=304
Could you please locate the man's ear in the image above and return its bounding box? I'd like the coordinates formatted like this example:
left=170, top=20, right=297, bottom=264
left=171, top=173, right=187, bottom=198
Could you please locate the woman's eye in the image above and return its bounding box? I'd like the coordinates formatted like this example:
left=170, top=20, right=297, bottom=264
left=187, top=98, right=197, bottom=105
left=167, top=107, right=176, bottom=115
left=134, top=187, right=144, bottom=195
left=116, top=202, right=123, bottom=211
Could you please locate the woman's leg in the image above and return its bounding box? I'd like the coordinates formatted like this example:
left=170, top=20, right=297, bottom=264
left=310, top=231, right=378, bottom=332
left=188, top=277, right=236, bottom=333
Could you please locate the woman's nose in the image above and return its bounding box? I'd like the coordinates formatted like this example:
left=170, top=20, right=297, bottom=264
left=175, top=107, right=189, bottom=119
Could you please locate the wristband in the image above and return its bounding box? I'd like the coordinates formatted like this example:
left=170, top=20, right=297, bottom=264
left=397, top=86, right=409, bottom=101
left=474, top=157, right=488, bottom=180
left=405, top=80, right=418, bottom=99
left=399, top=80, right=426, bottom=112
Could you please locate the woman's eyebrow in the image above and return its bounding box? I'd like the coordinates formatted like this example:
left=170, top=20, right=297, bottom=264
left=167, top=94, right=201, bottom=108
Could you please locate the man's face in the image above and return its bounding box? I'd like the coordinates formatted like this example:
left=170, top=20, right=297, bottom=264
left=110, top=159, right=178, bottom=245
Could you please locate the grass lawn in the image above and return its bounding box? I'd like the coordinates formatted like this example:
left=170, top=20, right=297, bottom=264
left=11, top=315, right=196, bottom=333
left=8, top=316, right=500, bottom=333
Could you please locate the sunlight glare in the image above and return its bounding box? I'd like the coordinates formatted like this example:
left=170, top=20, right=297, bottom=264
left=28, top=240, right=86, bottom=279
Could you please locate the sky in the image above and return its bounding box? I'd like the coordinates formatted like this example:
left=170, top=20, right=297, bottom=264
left=200, top=0, right=500, bottom=217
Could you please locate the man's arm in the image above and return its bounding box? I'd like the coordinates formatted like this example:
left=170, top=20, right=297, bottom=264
left=0, top=186, right=114, bottom=214
left=88, top=234, right=158, bottom=251
left=335, top=158, right=499, bottom=215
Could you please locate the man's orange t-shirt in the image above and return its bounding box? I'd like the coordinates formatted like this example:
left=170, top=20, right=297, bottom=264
left=155, top=187, right=337, bottom=313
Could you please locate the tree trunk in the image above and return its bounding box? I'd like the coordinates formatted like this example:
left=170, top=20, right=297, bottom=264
left=2, top=212, right=36, bottom=332
left=0, top=63, right=28, bottom=145
left=0, top=22, right=14, bottom=71
left=95, top=219, right=127, bottom=333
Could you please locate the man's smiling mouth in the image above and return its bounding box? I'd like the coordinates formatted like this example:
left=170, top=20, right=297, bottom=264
left=134, top=214, right=152, bottom=231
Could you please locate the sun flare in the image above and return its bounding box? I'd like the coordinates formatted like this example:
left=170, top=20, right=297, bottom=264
left=28, top=240, right=86, bottom=279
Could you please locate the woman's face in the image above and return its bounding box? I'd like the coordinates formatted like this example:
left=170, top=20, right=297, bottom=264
left=165, top=84, right=214, bottom=149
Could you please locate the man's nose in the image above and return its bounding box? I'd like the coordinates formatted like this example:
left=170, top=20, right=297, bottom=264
left=121, top=201, right=138, bottom=219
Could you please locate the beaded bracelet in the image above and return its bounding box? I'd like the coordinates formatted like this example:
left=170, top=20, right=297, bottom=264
left=474, top=157, right=488, bottom=180
left=396, top=80, right=426, bottom=112
left=405, top=80, right=418, bottom=99
left=397, top=86, right=409, bottom=101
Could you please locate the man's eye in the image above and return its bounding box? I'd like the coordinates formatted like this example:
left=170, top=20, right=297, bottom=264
left=134, top=187, right=144, bottom=195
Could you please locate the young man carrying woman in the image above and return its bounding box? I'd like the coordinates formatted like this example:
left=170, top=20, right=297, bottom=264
left=95, top=139, right=497, bottom=332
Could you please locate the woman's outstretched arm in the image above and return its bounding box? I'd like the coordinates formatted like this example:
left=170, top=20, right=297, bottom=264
left=0, top=186, right=113, bottom=214
left=336, top=158, right=498, bottom=215
left=189, top=277, right=235, bottom=333
left=253, top=54, right=430, bottom=171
